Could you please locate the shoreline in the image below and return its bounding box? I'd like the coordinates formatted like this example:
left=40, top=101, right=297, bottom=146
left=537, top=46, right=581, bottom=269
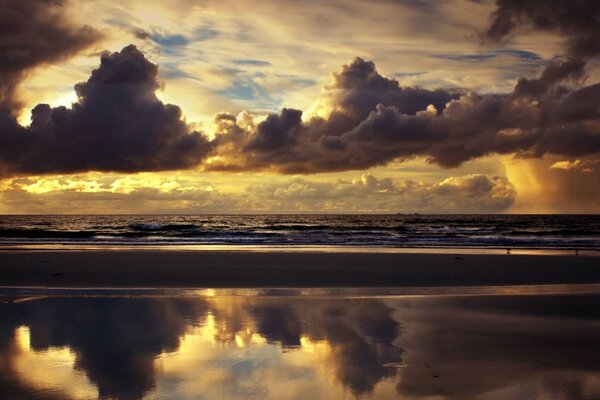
left=0, top=244, right=597, bottom=256
left=1, top=249, right=599, bottom=288
left=2, top=284, right=600, bottom=298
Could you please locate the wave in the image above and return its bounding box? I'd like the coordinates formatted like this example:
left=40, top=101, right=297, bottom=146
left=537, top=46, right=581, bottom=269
left=508, top=229, right=600, bottom=236
left=260, top=224, right=408, bottom=232
left=0, top=228, right=96, bottom=239
left=128, top=223, right=198, bottom=231
left=0, top=215, right=598, bottom=249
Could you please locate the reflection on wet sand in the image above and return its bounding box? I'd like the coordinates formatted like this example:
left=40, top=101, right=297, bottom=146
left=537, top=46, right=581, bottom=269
left=0, top=297, right=208, bottom=399
left=1, top=292, right=599, bottom=399
left=395, top=295, right=600, bottom=399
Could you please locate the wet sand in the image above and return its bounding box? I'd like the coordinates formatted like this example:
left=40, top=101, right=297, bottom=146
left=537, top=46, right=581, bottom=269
left=0, top=249, right=599, bottom=288
left=3, top=290, right=599, bottom=399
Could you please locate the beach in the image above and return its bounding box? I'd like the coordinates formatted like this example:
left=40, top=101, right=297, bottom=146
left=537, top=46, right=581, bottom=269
left=2, top=248, right=600, bottom=399
left=1, top=219, right=599, bottom=399
left=1, top=249, right=599, bottom=288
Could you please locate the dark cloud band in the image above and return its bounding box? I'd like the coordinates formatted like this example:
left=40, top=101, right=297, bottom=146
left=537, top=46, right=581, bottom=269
left=0, top=46, right=212, bottom=176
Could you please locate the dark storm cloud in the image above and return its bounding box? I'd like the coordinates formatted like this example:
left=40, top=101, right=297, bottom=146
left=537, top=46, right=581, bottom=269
left=0, top=0, right=102, bottom=112
left=210, top=55, right=600, bottom=172
left=211, top=58, right=463, bottom=172
left=0, top=45, right=212, bottom=176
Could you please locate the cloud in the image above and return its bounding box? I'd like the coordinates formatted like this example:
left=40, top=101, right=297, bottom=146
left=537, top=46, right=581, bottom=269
left=433, top=49, right=542, bottom=63
left=0, top=1, right=598, bottom=183
left=0, top=175, right=236, bottom=214
left=485, top=0, right=600, bottom=59
left=484, top=0, right=600, bottom=91
left=231, top=59, right=272, bottom=67
left=431, top=174, right=516, bottom=211
left=246, top=173, right=515, bottom=213
left=0, top=172, right=516, bottom=213
left=210, top=56, right=600, bottom=172
left=0, top=45, right=212, bottom=176
left=550, top=159, right=598, bottom=172
left=0, top=0, right=102, bottom=112
left=210, top=58, right=462, bottom=172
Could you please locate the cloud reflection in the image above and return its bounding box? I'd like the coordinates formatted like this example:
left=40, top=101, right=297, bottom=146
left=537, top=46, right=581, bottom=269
left=0, top=293, right=599, bottom=399
left=0, top=297, right=208, bottom=399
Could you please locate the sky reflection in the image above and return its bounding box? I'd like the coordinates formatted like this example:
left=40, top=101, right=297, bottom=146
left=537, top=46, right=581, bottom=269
left=1, top=292, right=599, bottom=399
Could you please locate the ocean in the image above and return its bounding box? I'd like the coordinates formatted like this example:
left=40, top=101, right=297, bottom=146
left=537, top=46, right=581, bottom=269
left=0, top=214, right=599, bottom=249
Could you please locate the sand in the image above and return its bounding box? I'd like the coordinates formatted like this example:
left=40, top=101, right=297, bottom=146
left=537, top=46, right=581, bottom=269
left=0, top=249, right=599, bottom=288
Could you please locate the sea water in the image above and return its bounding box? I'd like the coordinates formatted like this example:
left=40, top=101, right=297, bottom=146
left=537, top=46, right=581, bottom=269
left=0, top=214, right=598, bottom=249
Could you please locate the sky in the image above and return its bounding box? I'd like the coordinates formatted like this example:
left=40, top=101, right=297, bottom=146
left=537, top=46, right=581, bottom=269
left=0, top=0, right=599, bottom=213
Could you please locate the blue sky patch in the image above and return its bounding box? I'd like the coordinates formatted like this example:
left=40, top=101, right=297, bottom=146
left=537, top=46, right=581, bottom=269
left=151, top=34, right=189, bottom=47
left=232, top=59, right=272, bottom=67
left=218, top=78, right=267, bottom=101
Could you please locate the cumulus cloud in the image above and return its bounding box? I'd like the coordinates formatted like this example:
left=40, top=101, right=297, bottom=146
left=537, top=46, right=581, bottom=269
left=0, top=45, right=212, bottom=176
left=0, top=0, right=102, bottom=112
left=210, top=54, right=600, bottom=172
left=210, top=58, right=463, bottom=172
